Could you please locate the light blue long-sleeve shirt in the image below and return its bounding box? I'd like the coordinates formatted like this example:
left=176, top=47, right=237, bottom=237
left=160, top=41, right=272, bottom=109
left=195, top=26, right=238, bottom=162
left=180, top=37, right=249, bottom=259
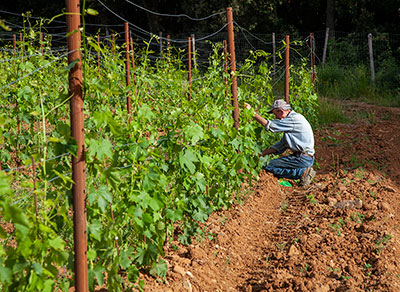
left=265, top=110, right=315, bottom=156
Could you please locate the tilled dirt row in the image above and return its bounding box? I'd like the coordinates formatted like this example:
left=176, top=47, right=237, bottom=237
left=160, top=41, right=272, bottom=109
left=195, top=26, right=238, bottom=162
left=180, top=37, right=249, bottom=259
left=141, top=101, right=400, bottom=292
left=250, top=170, right=400, bottom=291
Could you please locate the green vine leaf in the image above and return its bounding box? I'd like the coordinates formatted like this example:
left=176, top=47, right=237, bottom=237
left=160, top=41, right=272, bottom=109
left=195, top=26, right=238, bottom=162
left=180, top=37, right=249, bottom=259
left=179, top=149, right=198, bottom=174
left=87, top=138, right=113, bottom=160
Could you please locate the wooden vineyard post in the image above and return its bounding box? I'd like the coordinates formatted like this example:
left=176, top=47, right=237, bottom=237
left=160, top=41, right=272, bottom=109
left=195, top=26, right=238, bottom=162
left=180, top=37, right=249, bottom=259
left=322, top=27, right=330, bottom=65
left=13, top=34, right=16, bottom=59
left=226, top=7, right=239, bottom=131
left=20, top=33, right=23, bottom=61
left=284, top=35, right=290, bottom=104
left=40, top=32, right=43, bottom=56
left=124, top=22, right=132, bottom=119
left=310, top=32, right=316, bottom=88
left=188, top=36, right=192, bottom=101
left=66, top=0, right=88, bottom=291
left=368, top=33, right=375, bottom=84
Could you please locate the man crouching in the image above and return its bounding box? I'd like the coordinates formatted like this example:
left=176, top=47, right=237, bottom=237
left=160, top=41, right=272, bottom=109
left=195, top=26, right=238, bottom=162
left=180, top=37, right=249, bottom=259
left=244, top=99, right=316, bottom=186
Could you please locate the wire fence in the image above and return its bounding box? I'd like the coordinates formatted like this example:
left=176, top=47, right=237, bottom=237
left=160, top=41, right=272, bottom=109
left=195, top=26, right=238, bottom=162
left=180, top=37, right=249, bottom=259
left=1, top=7, right=399, bottom=205
left=2, top=28, right=398, bottom=70
left=1, top=6, right=399, bottom=68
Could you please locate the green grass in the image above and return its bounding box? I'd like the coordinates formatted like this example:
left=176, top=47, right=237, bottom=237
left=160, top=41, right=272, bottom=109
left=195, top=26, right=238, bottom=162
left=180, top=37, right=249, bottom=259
left=316, top=63, right=400, bottom=107
left=317, top=98, right=350, bottom=125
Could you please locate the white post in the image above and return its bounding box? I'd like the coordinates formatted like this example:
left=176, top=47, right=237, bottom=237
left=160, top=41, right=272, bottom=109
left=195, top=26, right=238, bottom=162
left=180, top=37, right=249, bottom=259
left=322, top=27, right=330, bottom=65
left=191, top=33, right=197, bottom=69
left=368, top=33, right=375, bottom=84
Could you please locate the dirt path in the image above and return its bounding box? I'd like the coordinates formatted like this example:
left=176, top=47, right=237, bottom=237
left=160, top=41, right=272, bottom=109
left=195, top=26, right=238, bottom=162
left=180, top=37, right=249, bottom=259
left=141, top=101, right=400, bottom=292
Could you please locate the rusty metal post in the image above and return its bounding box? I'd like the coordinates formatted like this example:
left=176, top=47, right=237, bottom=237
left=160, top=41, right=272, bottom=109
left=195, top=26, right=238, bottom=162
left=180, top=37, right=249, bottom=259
left=124, top=22, right=131, bottom=117
left=65, top=0, right=88, bottom=291
left=226, top=7, right=239, bottom=130
left=188, top=37, right=192, bottom=101
left=310, top=32, right=315, bottom=88
left=223, top=40, right=228, bottom=98
left=19, top=33, right=23, bottom=61
left=284, top=35, right=290, bottom=104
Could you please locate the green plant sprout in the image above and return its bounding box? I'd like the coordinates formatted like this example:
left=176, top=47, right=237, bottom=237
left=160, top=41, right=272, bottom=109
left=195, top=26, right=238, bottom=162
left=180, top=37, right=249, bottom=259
left=306, top=193, right=318, bottom=205
left=330, top=218, right=345, bottom=235
left=350, top=212, right=365, bottom=224
left=364, top=262, right=372, bottom=276
left=376, top=234, right=392, bottom=254
left=300, top=263, right=310, bottom=274
left=276, top=242, right=286, bottom=251
left=280, top=200, right=289, bottom=212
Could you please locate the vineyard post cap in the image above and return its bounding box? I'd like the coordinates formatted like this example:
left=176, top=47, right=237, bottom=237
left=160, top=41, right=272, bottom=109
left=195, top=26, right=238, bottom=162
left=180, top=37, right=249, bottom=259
left=267, top=99, right=291, bottom=113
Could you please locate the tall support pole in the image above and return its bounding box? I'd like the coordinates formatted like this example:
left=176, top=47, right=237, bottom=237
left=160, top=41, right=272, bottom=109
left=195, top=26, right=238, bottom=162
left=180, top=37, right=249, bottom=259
left=284, top=35, right=290, bottom=104
left=272, top=32, right=276, bottom=77
left=124, top=22, right=131, bottom=117
left=310, top=32, right=316, bottom=88
left=226, top=7, right=239, bottom=130
left=13, top=34, right=16, bottom=57
left=191, top=34, right=197, bottom=70
left=368, top=33, right=375, bottom=84
left=20, top=33, right=23, bottom=61
left=65, top=0, right=88, bottom=291
left=188, top=37, right=192, bottom=101
left=322, top=27, right=330, bottom=65
left=13, top=34, right=16, bottom=65
left=40, top=32, right=43, bottom=56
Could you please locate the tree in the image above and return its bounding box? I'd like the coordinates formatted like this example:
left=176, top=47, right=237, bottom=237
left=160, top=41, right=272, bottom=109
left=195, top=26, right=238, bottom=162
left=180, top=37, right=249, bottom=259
left=326, top=0, right=335, bottom=37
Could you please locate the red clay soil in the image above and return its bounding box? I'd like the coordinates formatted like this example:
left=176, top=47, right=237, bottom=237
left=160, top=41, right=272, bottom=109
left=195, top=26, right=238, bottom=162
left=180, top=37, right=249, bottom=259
left=137, top=101, right=400, bottom=292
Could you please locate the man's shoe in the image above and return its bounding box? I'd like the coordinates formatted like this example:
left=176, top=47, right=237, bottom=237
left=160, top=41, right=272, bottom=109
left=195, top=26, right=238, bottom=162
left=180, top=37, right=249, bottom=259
left=300, top=167, right=316, bottom=186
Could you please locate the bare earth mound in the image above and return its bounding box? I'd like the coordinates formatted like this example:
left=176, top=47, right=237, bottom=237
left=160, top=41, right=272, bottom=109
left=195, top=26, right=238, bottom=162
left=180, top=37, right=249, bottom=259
left=139, top=101, right=400, bottom=292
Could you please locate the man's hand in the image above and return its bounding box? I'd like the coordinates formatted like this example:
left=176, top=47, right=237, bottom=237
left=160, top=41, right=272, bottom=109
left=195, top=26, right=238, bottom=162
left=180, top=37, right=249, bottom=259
left=244, top=102, right=251, bottom=110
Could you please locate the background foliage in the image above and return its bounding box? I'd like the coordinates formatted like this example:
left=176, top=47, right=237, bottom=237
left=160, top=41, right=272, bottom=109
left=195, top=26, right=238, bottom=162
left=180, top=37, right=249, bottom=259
left=1, top=0, right=399, bottom=34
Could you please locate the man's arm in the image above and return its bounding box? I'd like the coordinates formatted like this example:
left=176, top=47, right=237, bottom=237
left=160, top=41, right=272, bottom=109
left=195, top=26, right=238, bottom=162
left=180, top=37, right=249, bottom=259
left=260, top=148, right=276, bottom=157
left=244, top=102, right=268, bottom=127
